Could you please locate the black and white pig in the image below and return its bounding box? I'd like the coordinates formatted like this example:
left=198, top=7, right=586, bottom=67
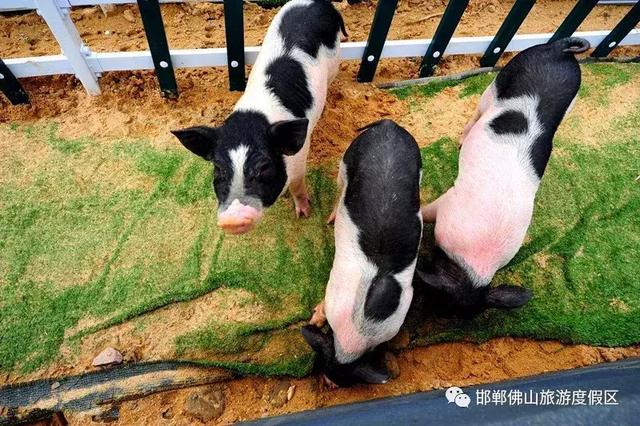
left=171, top=0, right=346, bottom=234
left=417, top=37, right=589, bottom=318
left=302, top=119, right=423, bottom=387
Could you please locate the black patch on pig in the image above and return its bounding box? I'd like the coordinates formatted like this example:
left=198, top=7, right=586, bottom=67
left=529, top=134, right=554, bottom=179
left=265, top=57, right=312, bottom=118
left=212, top=111, right=288, bottom=207
left=343, top=120, right=422, bottom=277
left=364, top=275, right=402, bottom=321
left=489, top=110, right=528, bottom=135
left=415, top=246, right=532, bottom=319
left=279, top=1, right=345, bottom=58
left=301, top=325, right=390, bottom=387
left=493, top=38, right=582, bottom=178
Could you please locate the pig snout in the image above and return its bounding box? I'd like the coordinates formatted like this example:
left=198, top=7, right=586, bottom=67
left=217, top=199, right=263, bottom=235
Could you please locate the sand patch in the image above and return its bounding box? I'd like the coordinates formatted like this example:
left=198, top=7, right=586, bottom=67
left=76, top=337, right=640, bottom=425
left=2, top=1, right=636, bottom=59
left=397, top=85, right=477, bottom=146
left=561, top=70, right=640, bottom=147
left=25, top=289, right=270, bottom=382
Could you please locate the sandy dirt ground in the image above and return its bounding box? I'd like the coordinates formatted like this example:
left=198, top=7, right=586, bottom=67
left=1, top=0, right=639, bottom=83
left=1, top=65, right=639, bottom=421
left=1, top=1, right=638, bottom=58
left=1, top=0, right=639, bottom=158
left=0, top=64, right=412, bottom=165
left=62, top=339, right=640, bottom=424
left=2, top=1, right=640, bottom=424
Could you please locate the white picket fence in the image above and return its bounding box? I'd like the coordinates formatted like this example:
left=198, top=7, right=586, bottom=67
left=2, top=1, right=640, bottom=95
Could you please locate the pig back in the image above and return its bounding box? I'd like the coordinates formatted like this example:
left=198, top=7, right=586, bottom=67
left=494, top=39, right=581, bottom=125
left=491, top=38, right=582, bottom=178
left=342, top=120, right=422, bottom=274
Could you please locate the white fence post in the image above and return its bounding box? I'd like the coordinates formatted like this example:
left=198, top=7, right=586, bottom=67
left=34, top=0, right=101, bottom=95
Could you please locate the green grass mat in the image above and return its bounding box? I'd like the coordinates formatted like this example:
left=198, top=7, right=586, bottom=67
left=0, top=63, right=638, bottom=377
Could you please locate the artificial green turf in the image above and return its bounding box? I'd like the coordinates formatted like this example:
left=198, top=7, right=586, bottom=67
left=174, top=314, right=307, bottom=356
left=0, top=124, right=334, bottom=374
left=583, top=63, right=634, bottom=106
left=201, top=351, right=315, bottom=377
left=392, top=79, right=461, bottom=100
left=391, top=72, right=497, bottom=101
left=415, top=129, right=640, bottom=346
left=398, top=63, right=640, bottom=347
left=588, top=63, right=633, bottom=89
left=0, top=63, right=638, bottom=378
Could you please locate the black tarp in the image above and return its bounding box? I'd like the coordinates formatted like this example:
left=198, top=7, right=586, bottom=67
left=247, top=358, right=640, bottom=425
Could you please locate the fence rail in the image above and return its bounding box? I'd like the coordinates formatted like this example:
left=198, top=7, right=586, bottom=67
left=2, top=0, right=637, bottom=12
left=1, top=0, right=640, bottom=105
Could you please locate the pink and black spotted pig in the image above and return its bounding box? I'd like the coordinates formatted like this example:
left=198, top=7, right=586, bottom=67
left=302, top=120, right=423, bottom=387
left=417, top=37, right=589, bottom=318
left=172, top=0, right=346, bottom=234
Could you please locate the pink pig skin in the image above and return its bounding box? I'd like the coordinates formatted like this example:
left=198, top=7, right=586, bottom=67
left=418, top=37, right=585, bottom=314
left=424, top=85, right=541, bottom=285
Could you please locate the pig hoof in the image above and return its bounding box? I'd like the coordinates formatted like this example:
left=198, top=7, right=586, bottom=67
left=294, top=198, right=311, bottom=218
left=322, top=375, right=339, bottom=390
left=326, top=211, right=336, bottom=225
left=309, top=302, right=326, bottom=327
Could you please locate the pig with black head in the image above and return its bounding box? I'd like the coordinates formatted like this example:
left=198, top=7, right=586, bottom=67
left=302, top=120, right=423, bottom=387
left=417, top=37, right=589, bottom=318
left=172, top=0, right=346, bottom=234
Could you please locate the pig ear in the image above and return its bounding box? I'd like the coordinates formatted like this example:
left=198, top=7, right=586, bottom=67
left=416, top=270, right=457, bottom=294
left=485, top=285, right=532, bottom=309
left=171, top=126, right=218, bottom=160
left=268, top=118, right=309, bottom=156
left=352, top=361, right=390, bottom=384
left=301, top=325, right=332, bottom=358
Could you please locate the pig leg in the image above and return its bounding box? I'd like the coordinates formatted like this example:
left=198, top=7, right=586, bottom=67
left=327, top=209, right=337, bottom=225
left=421, top=195, right=444, bottom=223
left=287, top=136, right=312, bottom=218
left=309, top=300, right=326, bottom=327
left=322, top=374, right=339, bottom=390
left=327, top=57, right=340, bottom=84
left=566, top=95, right=578, bottom=115
left=327, top=161, right=347, bottom=225
left=290, top=177, right=311, bottom=218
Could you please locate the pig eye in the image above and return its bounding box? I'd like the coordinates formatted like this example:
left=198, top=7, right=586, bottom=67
left=252, top=160, right=275, bottom=181
left=213, top=165, right=228, bottom=181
